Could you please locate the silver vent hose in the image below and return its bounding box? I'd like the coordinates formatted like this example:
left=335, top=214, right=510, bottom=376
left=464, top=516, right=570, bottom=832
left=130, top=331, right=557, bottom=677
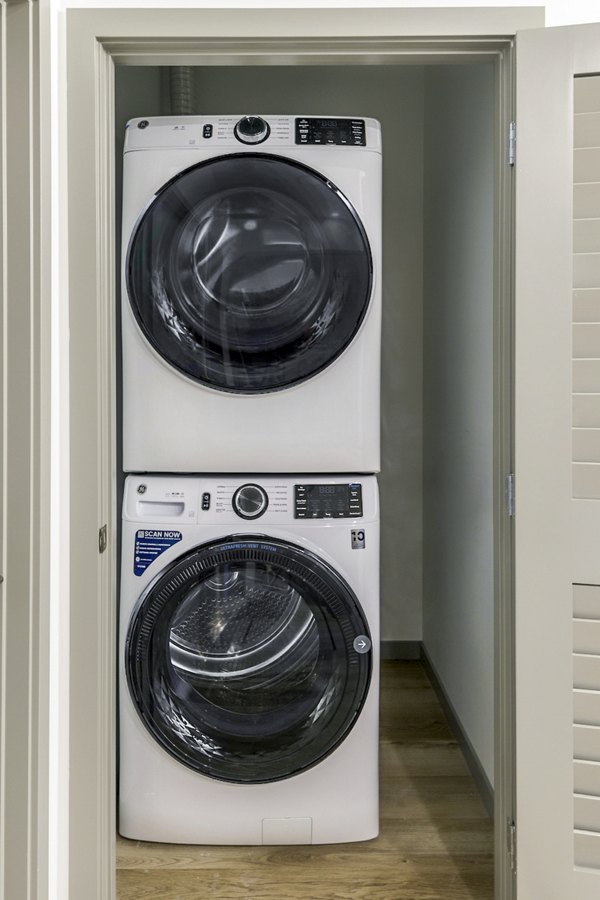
left=169, top=66, right=195, bottom=115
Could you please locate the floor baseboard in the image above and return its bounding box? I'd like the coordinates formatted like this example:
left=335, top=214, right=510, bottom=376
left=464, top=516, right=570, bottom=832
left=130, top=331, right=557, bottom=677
left=420, top=645, right=494, bottom=818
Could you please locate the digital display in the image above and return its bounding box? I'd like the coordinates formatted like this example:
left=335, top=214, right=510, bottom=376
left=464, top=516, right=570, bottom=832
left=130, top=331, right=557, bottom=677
left=309, top=484, right=347, bottom=507
left=294, top=483, right=363, bottom=518
left=295, top=118, right=366, bottom=146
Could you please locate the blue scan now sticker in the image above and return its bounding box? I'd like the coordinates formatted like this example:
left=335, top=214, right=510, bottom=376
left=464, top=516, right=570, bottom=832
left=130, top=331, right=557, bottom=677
left=134, top=529, right=182, bottom=576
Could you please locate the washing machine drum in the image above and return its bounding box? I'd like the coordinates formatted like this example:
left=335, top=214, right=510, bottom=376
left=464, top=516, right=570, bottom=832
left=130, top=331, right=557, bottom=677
left=126, top=153, right=373, bottom=393
left=126, top=536, right=372, bottom=783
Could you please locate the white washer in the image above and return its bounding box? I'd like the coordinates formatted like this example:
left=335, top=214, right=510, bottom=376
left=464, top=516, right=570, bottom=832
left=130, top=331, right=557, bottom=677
left=120, top=473, right=379, bottom=844
left=121, top=115, right=382, bottom=473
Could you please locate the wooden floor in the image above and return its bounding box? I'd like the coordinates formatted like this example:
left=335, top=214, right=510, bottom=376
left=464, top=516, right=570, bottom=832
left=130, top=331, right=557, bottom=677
left=116, top=661, right=493, bottom=899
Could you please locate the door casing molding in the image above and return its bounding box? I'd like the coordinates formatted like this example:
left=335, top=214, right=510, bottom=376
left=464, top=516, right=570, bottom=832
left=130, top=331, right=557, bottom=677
left=1, top=1, right=53, bottom=898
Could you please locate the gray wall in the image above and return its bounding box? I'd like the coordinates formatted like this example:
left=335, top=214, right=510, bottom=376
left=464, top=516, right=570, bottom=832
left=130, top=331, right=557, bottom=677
left=422, top=64, right=495, bottom=784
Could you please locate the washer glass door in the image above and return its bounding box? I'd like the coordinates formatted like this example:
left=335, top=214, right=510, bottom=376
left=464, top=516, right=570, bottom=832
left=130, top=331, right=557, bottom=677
left=126, top=154, right=373, bottom=393
left=125, top=536, right=372, bottom=783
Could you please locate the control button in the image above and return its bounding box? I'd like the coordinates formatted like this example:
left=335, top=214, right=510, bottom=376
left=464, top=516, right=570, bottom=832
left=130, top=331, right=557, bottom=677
left=202, top=124, right=213, bottom=138
left=201, top=492, right=211, bottom=510
left=232, top=483, right=268, bottom=519
left=234, top=116, right=270, bottom=145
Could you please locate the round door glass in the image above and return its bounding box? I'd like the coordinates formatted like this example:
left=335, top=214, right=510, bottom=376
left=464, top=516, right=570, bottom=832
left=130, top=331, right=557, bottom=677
left=125, top=537, right=372, bottom=783
left=126, top=154, right=373, bottom=394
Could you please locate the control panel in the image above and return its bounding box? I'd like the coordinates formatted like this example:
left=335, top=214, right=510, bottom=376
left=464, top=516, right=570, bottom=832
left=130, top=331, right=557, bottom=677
left=124, top=476, right=377, bottom=524
left=124, top=116, right=381, bottom=153
left=295, top=118, right=366, bottom=146
left=294, top=483, right=363, bottom=519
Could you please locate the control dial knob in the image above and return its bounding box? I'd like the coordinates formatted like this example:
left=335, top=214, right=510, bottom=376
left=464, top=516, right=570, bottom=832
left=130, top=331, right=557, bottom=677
left=234, top=115, right=270, bottom=145
left=232, top=483, right=269, bottom=519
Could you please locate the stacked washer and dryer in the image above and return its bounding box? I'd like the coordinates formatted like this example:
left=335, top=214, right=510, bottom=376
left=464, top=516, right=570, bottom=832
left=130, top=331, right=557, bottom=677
left=119, top=114, right=382, bottom=845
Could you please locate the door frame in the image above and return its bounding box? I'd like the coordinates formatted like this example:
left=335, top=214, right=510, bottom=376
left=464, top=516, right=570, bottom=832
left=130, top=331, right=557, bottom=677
left=63, top=7, right=539, bottom=899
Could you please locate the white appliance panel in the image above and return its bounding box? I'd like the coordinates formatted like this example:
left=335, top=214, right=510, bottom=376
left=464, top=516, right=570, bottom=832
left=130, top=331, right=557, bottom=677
left=121, top=115, right=382, bottom=473
left=119, top=474, right=380, bottom=844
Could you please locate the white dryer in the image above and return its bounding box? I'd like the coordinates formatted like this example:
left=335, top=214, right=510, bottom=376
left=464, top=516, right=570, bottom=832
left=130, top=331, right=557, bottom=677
left=119, top=473, right=379, bottom=844
left=121, top=115, right=382, bottom=473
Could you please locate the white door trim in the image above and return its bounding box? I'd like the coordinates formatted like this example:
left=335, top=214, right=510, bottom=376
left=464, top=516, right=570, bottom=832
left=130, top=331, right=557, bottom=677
left=0, top=1, right=53, bottom=898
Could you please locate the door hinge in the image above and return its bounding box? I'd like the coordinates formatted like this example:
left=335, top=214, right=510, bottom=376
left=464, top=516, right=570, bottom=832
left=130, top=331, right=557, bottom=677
left=99, top=524, right=107, bottom=554
left=505, top=473, right=515, bottom=517
left=508, top=121, right=516, bottom=166
left=507, top=819, right=517, bottom=873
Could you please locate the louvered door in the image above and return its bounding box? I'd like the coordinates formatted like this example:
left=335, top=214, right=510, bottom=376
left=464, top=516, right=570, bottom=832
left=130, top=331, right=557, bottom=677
left=516, top=23, right=600, bottom=900
left=574, top=583, right=600, bottom=865
left=572, top=73, right=600, bottom=879
left=574, top=76, right=600, bottom=497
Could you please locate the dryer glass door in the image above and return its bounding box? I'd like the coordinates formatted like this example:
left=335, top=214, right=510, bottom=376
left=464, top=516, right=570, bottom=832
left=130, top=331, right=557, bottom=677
left=126, top=154, right=372, bottom=393
left=125, top=536, right=372, bottom=783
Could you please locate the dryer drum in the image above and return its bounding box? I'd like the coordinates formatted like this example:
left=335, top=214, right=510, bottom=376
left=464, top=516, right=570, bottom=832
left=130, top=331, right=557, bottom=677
left=125, top=536, right=372, bottom=784
left=168, top=569, right=314, bottom=678
left=126, top=153, right=373, bottom=394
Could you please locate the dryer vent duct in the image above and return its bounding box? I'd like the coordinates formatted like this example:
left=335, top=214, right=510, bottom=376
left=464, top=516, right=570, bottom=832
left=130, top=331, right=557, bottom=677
left=169, top=66, right=195, bottom=116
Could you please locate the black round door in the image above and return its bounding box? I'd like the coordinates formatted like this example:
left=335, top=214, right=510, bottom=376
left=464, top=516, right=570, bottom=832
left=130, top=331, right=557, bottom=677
left=125, top=536, right=372, bottom=784
left=126, top=153, right=373, bottom=394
